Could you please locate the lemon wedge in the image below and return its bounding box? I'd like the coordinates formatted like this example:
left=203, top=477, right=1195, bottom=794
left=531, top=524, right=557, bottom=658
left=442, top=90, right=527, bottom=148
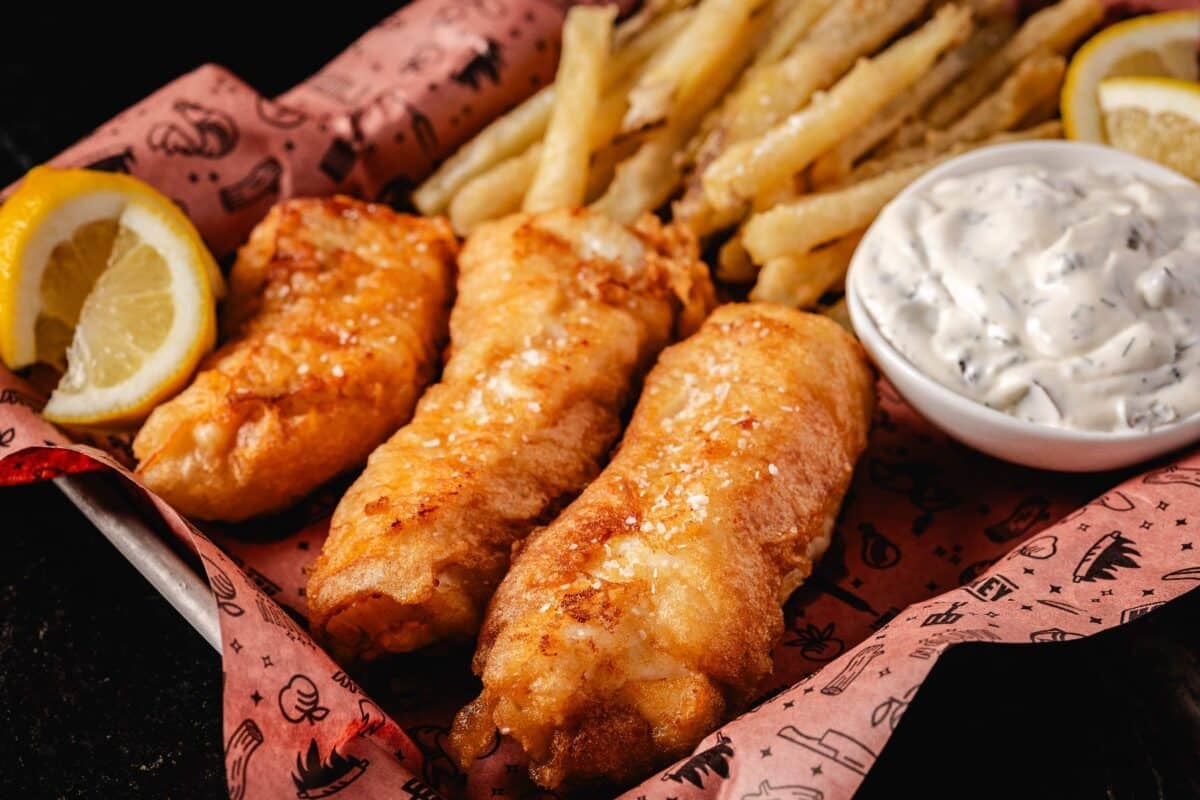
left=1098, top=75, right=1200, bottom=180
left=1062, top=9, right=1200, bottom=142
left=0, top=166, right=221, bottom=427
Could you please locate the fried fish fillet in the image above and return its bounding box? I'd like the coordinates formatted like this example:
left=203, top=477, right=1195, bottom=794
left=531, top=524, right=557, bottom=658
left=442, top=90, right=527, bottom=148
left=307, top=208, right=714, bottom=659
left=133, top=197, right=456, bottom=521
left=451, top=304, right=875, bottom=789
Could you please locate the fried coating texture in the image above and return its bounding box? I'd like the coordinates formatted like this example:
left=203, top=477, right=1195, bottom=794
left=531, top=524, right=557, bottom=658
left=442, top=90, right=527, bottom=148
left=451, top=304, right=875, bottom=790
left=307, top=208, right=714, bottom=660
left=133, top=197, right=456, bottom=522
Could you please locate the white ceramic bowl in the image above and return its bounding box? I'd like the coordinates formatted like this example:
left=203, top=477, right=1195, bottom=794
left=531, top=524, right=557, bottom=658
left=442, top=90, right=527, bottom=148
left=846, top=140, right=1200, bottom=472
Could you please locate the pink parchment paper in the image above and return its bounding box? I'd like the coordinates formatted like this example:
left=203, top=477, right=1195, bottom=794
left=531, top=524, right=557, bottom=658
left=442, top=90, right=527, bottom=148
left=2, top=1, right=1198, bottom=799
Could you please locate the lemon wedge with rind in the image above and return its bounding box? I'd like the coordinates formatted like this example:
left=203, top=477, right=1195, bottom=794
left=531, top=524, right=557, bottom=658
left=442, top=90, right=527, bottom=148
left=1098, top=75, right=1200, bottom=181
left=1062, top=9, right=1200, bottom=142
left=0, top=166, right=220, bottom=427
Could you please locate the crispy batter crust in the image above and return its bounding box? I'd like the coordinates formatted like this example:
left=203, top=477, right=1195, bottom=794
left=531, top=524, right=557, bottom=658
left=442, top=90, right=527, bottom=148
left=306, top=209, right=715, bottom=660
left=132, top=197, right=456, bottom=521
left=450, top=303, right=875, bottom=790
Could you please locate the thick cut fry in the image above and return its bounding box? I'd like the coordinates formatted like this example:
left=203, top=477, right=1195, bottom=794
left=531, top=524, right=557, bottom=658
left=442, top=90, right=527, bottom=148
left=809, top=18, right=1014, bottom=187
left=307, top=209, right=715, bottom=659
left=622, top=0, right=762, bottom=134
left=924, top=0, right=1103, bottom=127
left=450, top=146, right=542, bottom=235
left=592, top=3, right=766, bottom=223
left=134, top=198, right=456, bottom=521
left=702, top=4, right=972, bottom=215
left=749, top=232, right=863, bottom=308
left=744, top=161, right=934, bottom=262
left=940, top=52, right=1065, bottom=142
left=413, top=7, right=691, bottom=215
left=845, top=120, right=1064, bottom=184
left=451, top=304, right=875, bottom=790
left=676, top=0, right=929, bottom=235
left=525, top=6, right=615, bottom=213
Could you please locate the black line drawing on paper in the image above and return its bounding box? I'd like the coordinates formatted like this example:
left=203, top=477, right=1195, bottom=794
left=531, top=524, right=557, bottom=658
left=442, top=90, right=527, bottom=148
left=821, top=644, right=884, bottom=695
left=256, top=97, right=308, bottom=129
left=410, top=725, right=469, bottom=796
left=400, top=776, right=442, bottom=800
left=0, top=427, right=15, bottom=448
left=959, top=558, right=997, bottom=585
left=858, top=523, right=900, bottom=569
left=964, top=573, right=1018, bottom=602
left=1019, top=535, right=1058, bottom=560
left=147, top=100, right=238, bottom=158
left=279, top=675, right=330, bottom=725
left=866, top=458, right=960, bottom=514
left=82, top=146, right=136, bottom=173
left=1030, top=627, right=1084, bottom=643
left=408, top=103, right=438, bottom=155
left=1120, top=601, right=1166, bottom=622
left=1037, top=598, right=1084, bottom=616
left=1097, top=490, right=1137, bottom=512
left=921, top=600, right=966, bottom=626
left=1162, top=566, right=1200, bottom=581
left=292, top=739, right=368, bottom=799
left=1143, top=464, right=1200, bottom=490
left=319, top=138, right=357, bottom=184
left=741, top=780, right=824, bottom=800
left=786, top=534, right=878, bottom=617
left=985, top=496, right=1051, bottom=543
left=662, top=732, right=735, bottom=788
left=908, top=628, right=1002, bottom=660
left=331, top=670, right=359, bottom=694
left=785, top=622, right=845, bottom=662
left=200, top=554, right=245, bottom=617
left=871, top=685, right=918, bottom=730
left=777, top=726, right=877, bottom=776
left=1073, top=532, right=1140, bottom=583
left=225, top=718, right=264, bottom=800
left=452, top=38, right=504, bottom=91
left=219, top=157, right=283, bottom=212
left=357, top=698, right=386, bottom=737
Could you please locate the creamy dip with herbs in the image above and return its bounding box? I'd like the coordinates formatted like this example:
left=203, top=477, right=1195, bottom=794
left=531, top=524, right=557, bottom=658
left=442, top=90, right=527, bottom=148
left=856, top=163, right=1200, bottom=433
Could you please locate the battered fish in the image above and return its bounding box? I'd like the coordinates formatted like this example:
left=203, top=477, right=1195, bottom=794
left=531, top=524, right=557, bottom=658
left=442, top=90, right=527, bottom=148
left=451, top=304, right=875, bottom=789
left=307, top=208, right=714, bottom=659
left=133, top=197, right=456, bottom=521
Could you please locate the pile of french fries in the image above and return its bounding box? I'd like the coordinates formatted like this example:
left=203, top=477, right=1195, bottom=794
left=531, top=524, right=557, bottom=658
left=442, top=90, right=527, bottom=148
left=414, top=0, right=1105, bottom=318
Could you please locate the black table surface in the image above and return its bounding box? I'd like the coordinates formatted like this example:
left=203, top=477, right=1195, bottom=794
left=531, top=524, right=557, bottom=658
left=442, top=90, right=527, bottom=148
left=2, top=5, right=1199, bottom=799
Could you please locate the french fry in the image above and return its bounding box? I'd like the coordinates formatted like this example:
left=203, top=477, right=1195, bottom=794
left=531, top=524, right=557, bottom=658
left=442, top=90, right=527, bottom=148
left=845, top=120, right=1064, bottom=185
left=745, top=120, right=1065, bottom=261
left=940, top=53, right=1065, bottom=143
left=754, top=0, right=837, bottom=67
left=924, top=0, right=1103, bottom=128
left=749, top=232, right=863, bottom=308
left=524, top=5, right=616, bottom=213
left=820, top=297, right=853, bottom=331
left=809, top=17, right=1014, bottom=187
left=621, top=0, right=762, bottom=134
left=413, top=6, right=691, bottom=215
left=702, top=4, right=972, bottom=215
left=593, top=0, right=766, bottom=223
left=451, top=87, right=634, bottom=232
left=613, top=0, right=696, bottom=49
left=675, top=0, right=931, bottom=235
left=450, top=146, right=542, bottom=235
left=744, top=161, right=937, bottom=262
left=716, top=234, right=757, bottom=283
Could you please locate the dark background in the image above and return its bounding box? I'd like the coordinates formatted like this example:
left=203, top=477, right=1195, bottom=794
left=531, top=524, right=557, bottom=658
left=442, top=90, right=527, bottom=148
left=2, top=3, right=1200, bottom=799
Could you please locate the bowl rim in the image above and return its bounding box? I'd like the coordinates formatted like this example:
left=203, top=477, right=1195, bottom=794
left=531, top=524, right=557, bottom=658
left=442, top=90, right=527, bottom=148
left=845, top=139, right=1200, bottom=445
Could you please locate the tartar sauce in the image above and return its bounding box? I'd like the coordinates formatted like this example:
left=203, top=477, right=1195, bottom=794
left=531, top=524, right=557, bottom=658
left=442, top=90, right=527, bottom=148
left=856, top=164, right=1200, bottom=432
